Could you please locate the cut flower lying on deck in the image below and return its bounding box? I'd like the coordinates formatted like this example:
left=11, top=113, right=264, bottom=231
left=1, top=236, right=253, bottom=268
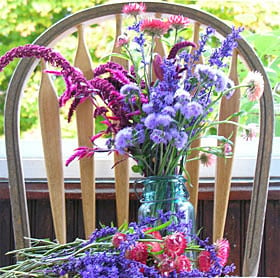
left=0, top=212, right=235, bottom=277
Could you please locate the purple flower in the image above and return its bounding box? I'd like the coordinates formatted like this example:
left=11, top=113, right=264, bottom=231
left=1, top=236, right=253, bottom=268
left=209, top=26, right=244, bottom=68
left=115, top=127, right=134, bottom=154
left=144, top=113, right=157, bottom=129
left=150, top=129, right=167, bottom=144
left=181, top=102, right=203, bottom=119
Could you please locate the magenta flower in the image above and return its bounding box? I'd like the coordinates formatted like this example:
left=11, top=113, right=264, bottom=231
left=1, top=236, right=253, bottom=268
left=198, top=250, right=211, bottom=272
left=168, top=15, right=190, bottom=29
left=122, top=2, right=146, bottom=16
left=140, top=18, right=171, bottom=36
left=163, top=232, right=187, bottom=258
left=112, top=232, right=127, bottom=248
left=244, top=71, right=264, bottom=101
left=125, top=242, right=148, bottom=264
left=215, top=239, right=230, bottom=267
left=174, top=255, right=192, bottom=272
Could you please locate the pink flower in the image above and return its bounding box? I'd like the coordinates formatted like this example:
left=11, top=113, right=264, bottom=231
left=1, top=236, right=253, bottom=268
left=244, top=71, right=264, bottom=101
left=200, top=152, right=216, bottom=167
left=164, top=232, right=187, bottom=258
left=125, top=242, right=148, bottom=264
left=243, top=123, right=258, bottom=141
left=153, top=54, right=164, bottom=81
left=143, top=227, right=162, bottom=240
left=198, top=250, right=211, bottom=272
left=215, top=239, right=230, bottom=267
left=158, top=255, right=176, bottom=276
left=223, top=143, right=232, bottom=156
left=168, top=15, right=190, bottom=29
left=140, top=18, right=171, bottom=36
left=175, top=255, right=191, bottom=272
left=116, top=34, right=129, bottom=47
left=112, top=232, right=127, bottom=248
left=122, top=2, right=146, bottom=16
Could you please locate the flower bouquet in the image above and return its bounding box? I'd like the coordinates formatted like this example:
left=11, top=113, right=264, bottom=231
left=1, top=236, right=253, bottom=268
left=0, top=2, right=264, bottom=277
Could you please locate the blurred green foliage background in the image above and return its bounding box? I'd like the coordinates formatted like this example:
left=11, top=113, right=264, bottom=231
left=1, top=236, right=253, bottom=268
left=0, top=0, right=279, bottom=137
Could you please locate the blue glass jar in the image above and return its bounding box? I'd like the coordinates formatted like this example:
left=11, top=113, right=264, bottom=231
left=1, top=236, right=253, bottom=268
left=137, top=175, right=196, bottom=237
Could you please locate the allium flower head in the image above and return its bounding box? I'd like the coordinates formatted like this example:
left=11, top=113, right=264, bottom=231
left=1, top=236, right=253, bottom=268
left=140, top=18, right=171, bottom=36
left=122, top=2, right=146, bottom=16
left=168, top=15, right=190, bottom=29
left=244, top=71, right=264, bottom=101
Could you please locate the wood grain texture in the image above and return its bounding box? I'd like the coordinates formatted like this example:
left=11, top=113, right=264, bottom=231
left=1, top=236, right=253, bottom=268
left=74, top=24, right=95, bottom=238
left=185, top=22, right=203, bottom=214
left=38, top=61, right=66, bottom=244
left=213, top=49, right=240, bottom=241
left=111, top=14, right=130, bottom=226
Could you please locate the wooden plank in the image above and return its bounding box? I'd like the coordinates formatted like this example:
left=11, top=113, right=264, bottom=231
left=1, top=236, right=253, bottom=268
left=38, top=61, right=66, bottom=244
left=74, top=24, right=95, bottom=239
left=185, top=22, right=203, bottom=214
left=110, top=14, right=130, bottom=226
left=213, top=49, right=240, bottom=241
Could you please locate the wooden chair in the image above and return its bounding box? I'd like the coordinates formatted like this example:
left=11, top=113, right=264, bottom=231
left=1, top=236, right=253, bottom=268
left=4, top=2, right=273, bottom=276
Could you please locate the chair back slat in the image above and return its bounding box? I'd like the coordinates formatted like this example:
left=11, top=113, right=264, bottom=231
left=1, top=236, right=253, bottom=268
left=111, top=14, right=130, bottom=226
left=185, top=22, right=203, bottom=213
left=38, top=60, right=66, bottom=244
left=213, top=49, right=241, bottom=241
left=74, top=24, right=96, bottom=237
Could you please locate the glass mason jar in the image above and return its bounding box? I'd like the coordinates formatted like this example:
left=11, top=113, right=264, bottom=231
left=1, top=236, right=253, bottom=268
left=137, top=175, right=196, bottom=237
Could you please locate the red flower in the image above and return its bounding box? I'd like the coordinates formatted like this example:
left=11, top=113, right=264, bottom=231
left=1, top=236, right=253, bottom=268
left=112, top=232, right=127, bottom=248
left=140, top=18, right=171, bottom=36
left=175, top=255, right=192, bottom=272
left=122, top=2, right=146, bottom=16
left=158, top=255, right=176, bottom=276
left=215, top=239, right=230, bottom=267
left=198, top=250, right=211, bottom=272
left=125, top=242, right=148, bottom=264
left=164, top=232, right=187, bottom=258
left=143, top=227, right=162, bottom=240
left=168, top=15, right=190, bottom=29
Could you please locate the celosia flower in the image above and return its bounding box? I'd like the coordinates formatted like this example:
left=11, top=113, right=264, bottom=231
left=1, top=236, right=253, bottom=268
left=168, top=15, right=190, bottom=29
left=200, top=152, right=216, bottom=167
left=244, top=71, right=264, bottom=101
left=163, top=232, right=187, bottom=258
left=122, top=2, right=146, bottom=16
left=215, top=239, right=230, bottom=267
left=198, top=250, right=211, bottom=271
left=125, top=242, right=148, bottom=264
left=140, top=18, right=171, bottom=36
